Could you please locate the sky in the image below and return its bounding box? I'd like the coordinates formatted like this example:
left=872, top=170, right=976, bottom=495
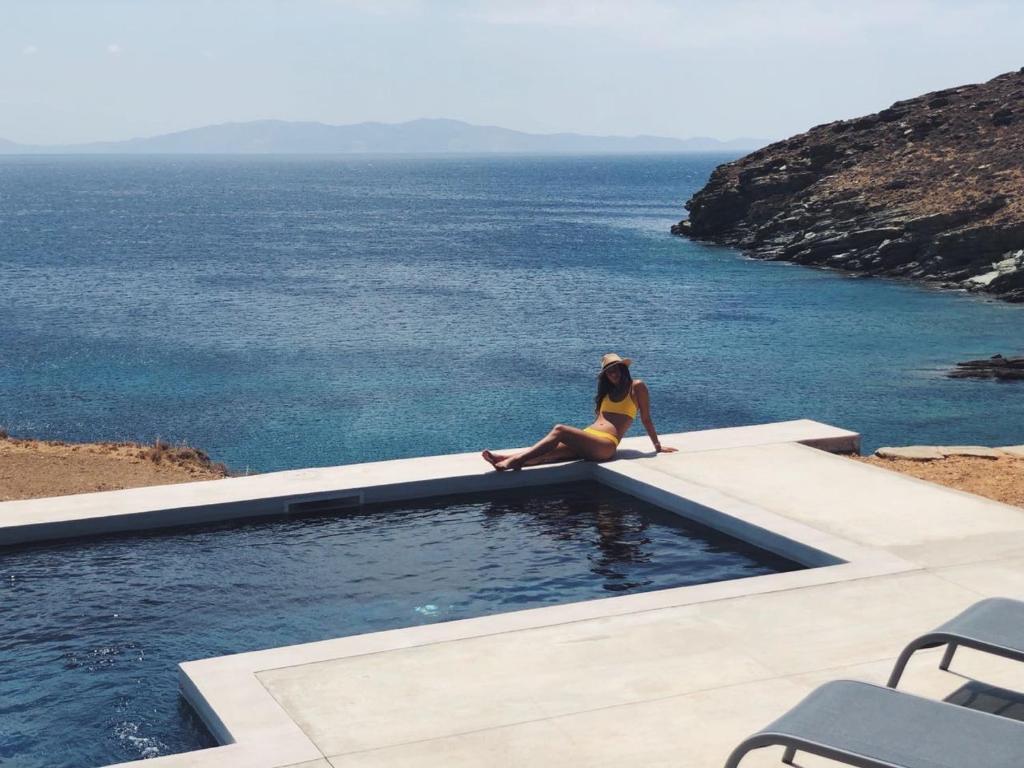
left=2, top=0, right=1023, bottom=145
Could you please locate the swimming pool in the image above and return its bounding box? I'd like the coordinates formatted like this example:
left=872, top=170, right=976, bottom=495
left=0, top=481, right=800, bottom=767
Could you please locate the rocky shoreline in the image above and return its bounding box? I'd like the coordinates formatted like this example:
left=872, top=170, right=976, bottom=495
left=949, top=354, right=1024, bottom=380
left=673, top=68, right=1024, bottom=302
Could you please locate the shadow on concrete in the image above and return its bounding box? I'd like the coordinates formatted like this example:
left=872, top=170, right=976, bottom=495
left=945, top=679, right=1024, bottom=723
left=610, top=448, right=657, bottom=460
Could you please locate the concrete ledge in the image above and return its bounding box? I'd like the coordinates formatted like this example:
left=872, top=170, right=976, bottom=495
left=595, top=460, right=846, bottom=567
left=0, top=456, right=588, bottom=547
left=0, top=419, right=857, bottom=548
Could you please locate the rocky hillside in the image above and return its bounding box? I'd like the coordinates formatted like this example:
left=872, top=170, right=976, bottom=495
left=673, top=68, right=1024, bottom=301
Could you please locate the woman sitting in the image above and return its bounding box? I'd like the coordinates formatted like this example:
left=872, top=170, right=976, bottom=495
left=482, top=353, right=676, bottom=471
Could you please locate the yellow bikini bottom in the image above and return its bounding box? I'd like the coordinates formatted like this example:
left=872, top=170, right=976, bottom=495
left=582, top=427, right=620, bottom=446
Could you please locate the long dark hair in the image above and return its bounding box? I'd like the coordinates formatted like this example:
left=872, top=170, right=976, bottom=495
left=594, top=364, right=633, bottom=415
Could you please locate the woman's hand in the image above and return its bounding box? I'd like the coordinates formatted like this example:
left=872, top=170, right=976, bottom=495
left=654, top=444, right=678, bottom=454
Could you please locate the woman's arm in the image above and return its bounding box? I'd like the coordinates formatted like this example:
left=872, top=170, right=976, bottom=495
left=633, top=381, right=677, bottom=453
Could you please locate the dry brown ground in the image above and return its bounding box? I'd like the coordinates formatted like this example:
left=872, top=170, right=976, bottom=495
left=855, top=454, right=1024, bottom=508
left=0, top=433, right=229, bottom=502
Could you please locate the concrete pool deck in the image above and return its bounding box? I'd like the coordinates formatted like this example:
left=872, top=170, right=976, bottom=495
left=5, top=419, right=1024, bottom=768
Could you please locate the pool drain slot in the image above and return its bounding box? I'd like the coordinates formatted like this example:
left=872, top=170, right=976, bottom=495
left=287, top=493, right=364, bottom=515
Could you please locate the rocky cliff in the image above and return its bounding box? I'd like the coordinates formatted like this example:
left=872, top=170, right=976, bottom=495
left=673, top=68, right=1024, bottom=301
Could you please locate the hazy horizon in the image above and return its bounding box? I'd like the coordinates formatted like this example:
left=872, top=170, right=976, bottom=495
left=4, top=0, right=1023, bottom=145
left=0, top=116, right=768, bottom=149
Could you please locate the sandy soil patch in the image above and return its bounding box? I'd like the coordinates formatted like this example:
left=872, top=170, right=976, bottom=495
left=0, top=432, right=229, bottom=502
left=855, top=454, right=1024, bottom=508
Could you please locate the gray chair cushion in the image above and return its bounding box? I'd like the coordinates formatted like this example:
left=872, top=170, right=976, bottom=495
left=757, top=680, right=1024, bottom=768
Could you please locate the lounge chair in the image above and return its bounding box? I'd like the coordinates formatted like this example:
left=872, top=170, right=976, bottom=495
left=887, top=597, right=1024, bottom=688
left=724, top=679, right=1024, bottom=768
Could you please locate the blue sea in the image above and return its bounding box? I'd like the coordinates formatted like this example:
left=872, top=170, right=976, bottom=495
left=1, top=153, right=1022, bottom=470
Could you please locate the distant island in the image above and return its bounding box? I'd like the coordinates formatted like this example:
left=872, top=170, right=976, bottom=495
left=674, top=68, right=1024, bottom=303
left=0, top=118, right=766, bottom=155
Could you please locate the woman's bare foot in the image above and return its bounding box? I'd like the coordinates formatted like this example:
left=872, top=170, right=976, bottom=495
left=495, top=456, right=523, bottom=472
left=482, top=450, right=507, bottom=470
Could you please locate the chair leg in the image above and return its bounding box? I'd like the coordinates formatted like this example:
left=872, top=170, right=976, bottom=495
left=887, top=644, right=917, bottom=688
left=724, top=736, right=776, bottom=768
left=723, top=744, right=750, bottom=768
left=939, top=642, right=957, bottom=671
left=783, top=746, right=797, bottom=764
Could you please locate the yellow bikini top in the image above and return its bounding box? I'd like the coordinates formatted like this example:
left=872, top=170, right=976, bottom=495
left=600, top=391, right=637, bottom=419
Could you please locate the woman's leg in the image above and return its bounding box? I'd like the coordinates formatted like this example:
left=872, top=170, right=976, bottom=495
left=496, top=425, right=615, bottom=470
left=479, top=444, right=577, bottom=468
left=485, top=444, right=581, bottom=468
left=519, top=443, right=579, bottom=467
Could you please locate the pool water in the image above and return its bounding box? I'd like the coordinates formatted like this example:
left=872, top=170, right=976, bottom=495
left=0, top=482, right=799, bottom=767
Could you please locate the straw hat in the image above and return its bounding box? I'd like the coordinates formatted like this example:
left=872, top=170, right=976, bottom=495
left=600, top=353, right=633, bottom=371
